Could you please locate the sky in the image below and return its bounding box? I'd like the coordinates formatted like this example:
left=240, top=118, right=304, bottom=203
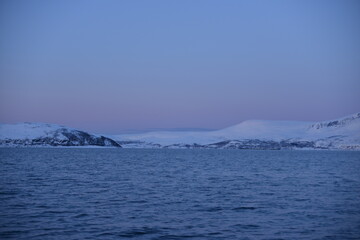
left=0, top=0, right=359, bottom=133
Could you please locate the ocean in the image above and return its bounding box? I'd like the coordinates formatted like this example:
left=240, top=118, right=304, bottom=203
left=0, top=148, right=359, bottom=239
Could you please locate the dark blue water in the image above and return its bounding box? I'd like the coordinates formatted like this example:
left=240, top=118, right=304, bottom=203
left=0, top=149, right=359, bottom=239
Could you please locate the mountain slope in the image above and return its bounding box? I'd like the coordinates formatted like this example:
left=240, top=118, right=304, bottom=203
left=0, top=123, right=121, bottom=147
left=1, top=113, right=359, bottom=149
left=111, top=113, right=360, bottom=150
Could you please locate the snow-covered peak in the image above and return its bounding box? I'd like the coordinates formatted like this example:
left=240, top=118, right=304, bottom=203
left=111, top=112, right=360, bottom=149
left=0, top=122, right=73, bottom=139
left=309, top=113, right=360, bottom=130
left=216, top=120, right=311, bottom=140
left=1, top=112, right=359, bottom=149
left=0, top=122, right=120, bottom=147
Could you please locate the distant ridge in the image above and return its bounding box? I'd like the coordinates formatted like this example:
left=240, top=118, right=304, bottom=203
left=1, top=113, right=359, bottom=149
left=309, top=113, right=360, bottom=130
left=0, top=122, right=121, bottom=147
left=110, top=112, right=360, bottom=150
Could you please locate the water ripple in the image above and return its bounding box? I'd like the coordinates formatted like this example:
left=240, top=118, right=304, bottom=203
left=0, top=148, right=359, bottom=239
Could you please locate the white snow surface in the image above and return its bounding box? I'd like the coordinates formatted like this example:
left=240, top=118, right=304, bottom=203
left=0, top=122, right=121, bottom=147
left=1, top=113, right=359, bottom=149
left=109, top=113, right=360, bottom=147
left=0, top=122, right=74, bottom=140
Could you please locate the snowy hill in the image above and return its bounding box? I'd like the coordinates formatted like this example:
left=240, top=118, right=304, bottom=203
left=1, top=113, right=359, bottom=149
left=0, top=123, right=121, bottom=147
left=111, top=113, right=360, bottom=150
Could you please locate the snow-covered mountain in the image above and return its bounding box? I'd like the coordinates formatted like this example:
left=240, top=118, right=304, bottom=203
left=111, top=113, right=360, bottom=150
left=0, top=123, right=121, bottom=147
left=1, top=113, right=359, bottom=149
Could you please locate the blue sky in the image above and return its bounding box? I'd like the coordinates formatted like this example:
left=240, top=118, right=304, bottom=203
left=0, top=0, right=359, bottom=133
